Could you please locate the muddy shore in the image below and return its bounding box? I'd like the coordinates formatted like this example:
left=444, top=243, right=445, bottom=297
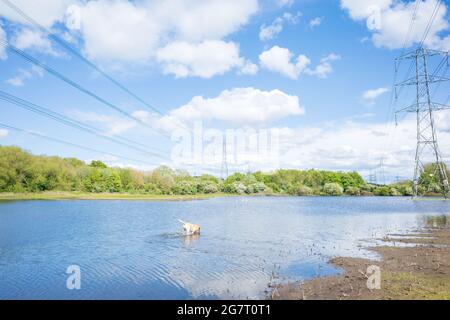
left=273, top=216, right=450, bottom=300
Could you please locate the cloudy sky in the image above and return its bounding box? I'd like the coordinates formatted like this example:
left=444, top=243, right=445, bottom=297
left=0, top=0, right=450, bottom=181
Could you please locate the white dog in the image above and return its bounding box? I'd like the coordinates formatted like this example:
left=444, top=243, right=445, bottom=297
left=178, top=219, right=201, bottom=236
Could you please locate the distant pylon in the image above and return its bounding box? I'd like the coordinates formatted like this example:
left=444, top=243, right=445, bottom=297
left=220, top=134, right=228, bottom=179
left=369, top=172, right=377, bottom=185
left=395, top=47, right=450, bottom=198
left=379, top=157, right=386, bottom=185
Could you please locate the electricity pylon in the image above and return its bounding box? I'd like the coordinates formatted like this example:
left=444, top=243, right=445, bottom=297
left=220, top=134, right=228, bottom=180
left=395, top=47, right=450, bottom=198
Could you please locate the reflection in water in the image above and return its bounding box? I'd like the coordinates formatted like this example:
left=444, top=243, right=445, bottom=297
left=1, top=197, right=450, bottom=299
left=183, top=234, right=200, bottom=246
left=422, top=215, right=449, bottom=228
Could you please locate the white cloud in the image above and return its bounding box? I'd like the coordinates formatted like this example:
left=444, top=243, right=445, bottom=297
left=0, top=129, right=8, bottom=138
left=0, top=0, right=259, bottom=77
left=5, top=65, right=44, bottom=86
left=340, top=0, right=393, bottom=20
left=134, top=108, right=450, bottom=179
left=136, top=87, right=304, bottom=129
left=0, top=0, right=76, bottom=28
left=158, top=0, right=258, bottom=42
left=277, top=0, right=294, bottom=7
left=259, top=12, right=300, bottom=42
left=309, top=17, right=322, bottom=28
left=12, top=28, right=60, bottom=56
left=341, top=0, right=450, bottom=50
left=259, top=46, right=340, bottom=79
left=259, top=18, right=284, bottom=42
left=362, top=87, right=389, bottom=105
left=66, top=0, right=258, bottom=63
left=0, top=24, right=6, bottom=60
left=276, top=110, right=450, bottom=179
left=304, top=53, right=341, bottom=79
left=68, top=0, right=159, bottom=63
left=265, top=12, right=298, bottom=40
left=259, top=46, right=310, bottom=79
left=156, top=41, right=248, bottom=78
left=70, top=111, right=135, bottom=136
left=240, top=61, right=259, bottom=75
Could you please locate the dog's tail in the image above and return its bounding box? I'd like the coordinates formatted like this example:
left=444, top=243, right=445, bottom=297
left=178, top=219, right=187, bottom=225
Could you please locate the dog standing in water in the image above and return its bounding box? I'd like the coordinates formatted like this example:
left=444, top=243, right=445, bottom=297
left=178, top=220, right=201, bottom=236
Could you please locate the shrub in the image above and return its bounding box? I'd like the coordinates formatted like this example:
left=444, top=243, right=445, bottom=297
left=345, top=186, right=360, bottom=196
left=266, top=182, right=280, bottom=193
left=253, top=182, right=267, bottom=193
left=203, top=183, right=218, bottom=194
left=374, top=186, right=391, bottom=196
left=233, top=182, right=247, bottom=194
left=323, top=183, right=344, bottom=196
left=143, top=183, right=162, bottom=194
left=297, top=185, right=313, bottom=196
left=390, top=187, right=401, bottom=196
left=401, top=186, right=413, bottom=196
left=172, top=181, right=197, bottom=195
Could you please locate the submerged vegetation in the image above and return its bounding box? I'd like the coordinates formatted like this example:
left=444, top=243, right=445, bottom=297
left=0, top=146, right=448, bottom=197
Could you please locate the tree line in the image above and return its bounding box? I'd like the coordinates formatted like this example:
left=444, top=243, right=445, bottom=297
left=0, top=145, right=447, bottom=196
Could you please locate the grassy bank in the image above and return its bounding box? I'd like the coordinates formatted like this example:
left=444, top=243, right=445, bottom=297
left=0, top=191, right=235, bottom=201
left=273, top=217, right=450, bottom=300
left=1, top=191, right=448, bottom=201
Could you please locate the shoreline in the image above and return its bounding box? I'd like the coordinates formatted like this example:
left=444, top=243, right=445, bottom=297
left=272, top=217, right=450, bottom=300
left=0, top=192, right=237, bottom=201
left=0, top=192, right=449, bottom=201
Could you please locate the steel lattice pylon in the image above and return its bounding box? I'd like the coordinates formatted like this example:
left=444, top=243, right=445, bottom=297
left=395, top=47, right=450, bottom=198
left=220, top=134, right=228, bottom=180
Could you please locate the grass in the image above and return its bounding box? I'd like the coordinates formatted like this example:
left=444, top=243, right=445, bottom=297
left=0, top=191, right=236, bottom=201
left=382, top=272, right=450, bottom=300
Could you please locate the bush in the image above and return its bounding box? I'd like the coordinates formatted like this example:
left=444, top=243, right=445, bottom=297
left=345, top=186, right=360, bottom=196
left=390, top=187, right=401, bottom=196
left=143, top=183, right=162, bottom=194
left=172, top=181, right=197, bottom=195
left=401, top=186, right=413, bottom=196
left=374, top=186, right=391, bottom=196
left=253, top=182, right=267, bottom=193
left=297, top=185, right=313, bottom=196
left=203, top=183, right=218, bottom=194
left=323, top=183, right=344, bottom=196
left=360, top=190, right=373, bottom=196
left=233, top=182, right=247, bottom=194
left=265, top=182, right=280, bottom=193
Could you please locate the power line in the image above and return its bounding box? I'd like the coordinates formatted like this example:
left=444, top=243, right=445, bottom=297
left=380, top=0, right=421, bottom=179
left=395, top=0, right=443, bottom=101
left=0, top=40, right=172, bottom=140
left=394, top=0, right=420, bottom=101
left=0, top=90, right=168, bottom=159
left=0, top=0, right=192, bottom=134
left=0, top=122, right=161, bottom=167
left=0, top=0, right=162, bottom=116
left=418, top=0, right=442, bottom=49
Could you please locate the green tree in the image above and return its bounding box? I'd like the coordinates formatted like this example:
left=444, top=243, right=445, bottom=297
left=90, top=160, right=107, bottom=168
left=106, top=171, right=123, bottom=192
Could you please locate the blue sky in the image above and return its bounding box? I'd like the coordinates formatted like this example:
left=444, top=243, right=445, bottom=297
left=1, top=0, right=450, bottom=180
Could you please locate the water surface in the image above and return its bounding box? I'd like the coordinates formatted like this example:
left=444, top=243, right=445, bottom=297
left=0, top=196, right=449, bottom=299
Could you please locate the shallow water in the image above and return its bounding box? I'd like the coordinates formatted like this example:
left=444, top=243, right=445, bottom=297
left=0, top=196, right=449, bottom=299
